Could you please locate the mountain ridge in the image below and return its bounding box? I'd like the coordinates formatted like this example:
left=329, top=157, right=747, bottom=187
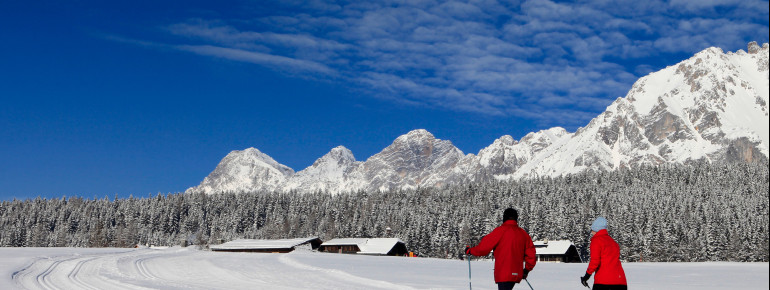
left=187, top=42, right=769, bottom=194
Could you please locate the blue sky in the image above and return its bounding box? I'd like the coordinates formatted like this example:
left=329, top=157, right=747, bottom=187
left=1, top=0, right=768, bottom=200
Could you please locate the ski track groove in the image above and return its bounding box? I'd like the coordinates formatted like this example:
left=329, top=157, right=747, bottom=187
left=92, top=250, right=158, bottom=290
left=68, top=257, right=99, bottom=290
left=135, top=256, right=157, bottom=281
left=34, top=259, right=58, bottom=290
left=11, top=257, right=46, bottom=289
left=37, top=256, right=78, bottom=290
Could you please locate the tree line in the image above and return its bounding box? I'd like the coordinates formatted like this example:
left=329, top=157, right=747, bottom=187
left=1, top=161, right=767, bottom=262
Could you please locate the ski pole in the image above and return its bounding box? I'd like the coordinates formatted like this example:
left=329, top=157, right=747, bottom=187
left=466, top=254, right=472, bottom=290
left=524, top=278, right=534, bottom=290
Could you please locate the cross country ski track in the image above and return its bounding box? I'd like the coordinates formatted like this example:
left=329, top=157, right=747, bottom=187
left=9, top=248, right=411, bottom=289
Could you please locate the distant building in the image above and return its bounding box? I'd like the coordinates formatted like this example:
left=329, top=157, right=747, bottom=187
left=210, top=237, right=322, bottom=253
left=319, top=238, right=408, bottom=256
left=534, top=240, right=581, bottom=263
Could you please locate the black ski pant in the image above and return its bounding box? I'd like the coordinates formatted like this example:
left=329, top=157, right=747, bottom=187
left=497, top=282, right=516, bottom=290
left=593, top=284, right=628, bottom=290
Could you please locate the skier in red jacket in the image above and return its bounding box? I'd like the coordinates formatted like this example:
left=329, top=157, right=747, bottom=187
left=465, top=208, right=536, bottom=290
left=581, top=217, right=628, bottom=290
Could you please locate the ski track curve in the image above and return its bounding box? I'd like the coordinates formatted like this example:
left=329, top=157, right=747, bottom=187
left=37, top=257, right=77, bottom=290
left=67, top=257, right=99, bottom=290
left=32, top=258, right=60, bottom=290
left=134, top=256, right=157, bottom=281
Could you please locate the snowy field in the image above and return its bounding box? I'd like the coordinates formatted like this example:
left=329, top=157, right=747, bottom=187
left=1, top=247, right=767, bottom=290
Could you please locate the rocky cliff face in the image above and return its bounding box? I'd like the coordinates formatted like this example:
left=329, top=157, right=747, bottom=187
left=187, top=42, right=769, bottom=194
left=344, top=129, right=465, bottom=192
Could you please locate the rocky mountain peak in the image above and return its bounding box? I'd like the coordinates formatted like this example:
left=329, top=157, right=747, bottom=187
left=348, top=129, right=464, bottom=192
left=748, top=41, right=761, bottom=54
left=313, top=146, right=356, bottom=167
left=393, top=129, right=435, bottom=144
left=381, top=129, right=458, bottom=160
left=520, top=127, right=569, bottom=146
left=220, top=148, right=295, bottom=177
left=284, top=146, right=360, bottom=192
left=493, top=135, right=516, bottom=146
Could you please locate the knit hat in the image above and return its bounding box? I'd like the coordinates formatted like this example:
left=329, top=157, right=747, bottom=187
left=591, top=217, right=607, bottom=232
left=503, top=208, right=518, bottom=222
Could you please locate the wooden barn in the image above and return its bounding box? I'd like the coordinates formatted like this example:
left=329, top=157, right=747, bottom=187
left=534, top=240, right=582, bottom=263
left=210, top=237, right=322, bottom=253
left=318, top=238, right=408, bottom=256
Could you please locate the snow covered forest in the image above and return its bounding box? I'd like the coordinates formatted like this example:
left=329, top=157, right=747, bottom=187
left=1, top=162, right=767, bottom=263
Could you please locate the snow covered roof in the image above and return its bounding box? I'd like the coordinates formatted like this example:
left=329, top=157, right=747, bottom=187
left=534, top=240, right=574, bottom=255
left=210, top=237, right=320, bottom=251
left=321, top=238, right=405, bottom=255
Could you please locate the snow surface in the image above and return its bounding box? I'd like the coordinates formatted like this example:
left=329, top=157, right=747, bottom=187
left=1, top=247, right=767, bottom=289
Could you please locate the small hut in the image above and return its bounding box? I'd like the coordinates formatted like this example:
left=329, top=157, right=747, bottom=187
left=210, top=237, right=322, bottom=253
left=534, top=240, right=581, bottom=263
left=318, top=238, right=408, bottom=256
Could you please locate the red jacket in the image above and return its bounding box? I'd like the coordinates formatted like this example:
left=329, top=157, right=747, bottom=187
left=469, top=220, right=536, bottom=283
left=586, top=229, right=627, bottom=285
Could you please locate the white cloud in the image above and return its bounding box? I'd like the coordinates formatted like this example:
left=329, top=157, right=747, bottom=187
left=176, top=45, right=336, bottom=75
left=123, top=0, right=769, bottom=128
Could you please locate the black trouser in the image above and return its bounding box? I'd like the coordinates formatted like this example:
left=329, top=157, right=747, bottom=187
left=593, top=284, right=627, bottom=290
left=497, top=282, right=516, bottom=290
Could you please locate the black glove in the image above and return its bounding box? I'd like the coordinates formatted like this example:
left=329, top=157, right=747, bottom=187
left=580, top=273, right=591, bottom=288
left=464, top=246, right=472, bottom=256
left=523, top=268, right=530, bottom=280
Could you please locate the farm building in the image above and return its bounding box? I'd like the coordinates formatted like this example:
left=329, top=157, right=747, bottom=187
left=534, top=240, right=581, bottom=263
left=210, top=237, right=322, bottom=253
left=318, top=238, right=408, bottom=256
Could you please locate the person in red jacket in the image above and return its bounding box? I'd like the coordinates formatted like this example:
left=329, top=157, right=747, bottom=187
left=581, top=217, right=628, bottom=290
left=465, top=208, right=536, bottom=290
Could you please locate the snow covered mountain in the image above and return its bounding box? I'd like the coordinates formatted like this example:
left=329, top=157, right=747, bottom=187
left=512, top=41, right=769, bottom=179
left=451, top=127, right=572, bottom=183
left=189, top=148, right=294, bottom=193
left=187, top=42, right=769, bottom=194
left=283, top=146, right=360, bottom=193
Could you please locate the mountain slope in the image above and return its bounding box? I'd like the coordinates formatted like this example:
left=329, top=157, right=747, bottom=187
left=513, top=42, right=769, bottom=178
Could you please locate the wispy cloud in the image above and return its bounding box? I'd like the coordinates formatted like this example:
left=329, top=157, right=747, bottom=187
left=175, top=45, right=336, bottom=75
left=119, top=0, right=769, bottom=128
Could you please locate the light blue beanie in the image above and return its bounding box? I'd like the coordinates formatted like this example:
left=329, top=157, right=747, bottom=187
left=591, top=217, right=607, bottom=232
